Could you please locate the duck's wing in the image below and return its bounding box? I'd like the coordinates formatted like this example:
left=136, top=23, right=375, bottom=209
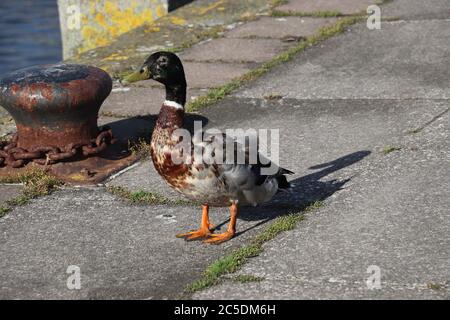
left=196, top=131, right=293, bottom=203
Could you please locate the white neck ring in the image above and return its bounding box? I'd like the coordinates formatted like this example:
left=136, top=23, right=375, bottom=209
left=164, top=100, right=184, bottom=110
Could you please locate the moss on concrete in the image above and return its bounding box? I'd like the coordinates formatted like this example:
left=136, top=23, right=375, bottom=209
left=271, top=10, right=344, bottom=18
left=107, top=185, right=193, bottom=206
left=233, top=274, right=265, bottom=283
left=0, top=204, right=10, bottom=218
left=186, top=16, right=363, bottom=112
left=0, top=168, right=63, bottom=218
left=382, top=146, right=402, bottom=155
left=184, top=201, right=324, bottom=296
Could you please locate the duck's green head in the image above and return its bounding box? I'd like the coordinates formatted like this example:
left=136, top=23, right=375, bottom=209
left=122, top=51, right=186, bottom=87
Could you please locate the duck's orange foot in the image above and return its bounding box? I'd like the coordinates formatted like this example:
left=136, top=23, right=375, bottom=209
left=176, top=228, right=212, bottom=241
left=203, top=231, right=235, bottom=245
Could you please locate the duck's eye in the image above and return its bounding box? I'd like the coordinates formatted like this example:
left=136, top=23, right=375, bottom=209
left=139, top=66, right=149, bottom=74
left=157, top=56, right=169, bottom=66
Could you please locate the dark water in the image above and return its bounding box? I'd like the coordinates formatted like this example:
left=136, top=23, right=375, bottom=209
left=0, top=0, right=62, bottom=75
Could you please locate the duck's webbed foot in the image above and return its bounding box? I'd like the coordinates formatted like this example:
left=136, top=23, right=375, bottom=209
left=203, top=231, right=235, bottom=244
left=176, top=204, right=214, bottom=241
left=176, top=228, right=211, bottom=241
left=203, top=201, right=238, bottom=245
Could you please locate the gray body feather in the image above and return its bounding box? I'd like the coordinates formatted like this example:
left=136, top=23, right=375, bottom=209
left=177, top=131, right=292, bottom=207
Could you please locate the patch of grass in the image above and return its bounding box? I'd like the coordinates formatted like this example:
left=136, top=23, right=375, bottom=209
left=128, top=190, right=169, bottom=204
left=382, top=16, right=402, bottom=22
left=107, top=185, right=192, bottom=206
left=178, top=25, right=226, bottom=51
left=0, top=168, right=62, bottom=218
left=263, top=93, right=283, bottom=101
left=271, top=10, right=343, bottom=18
left=382, top=146, right=402, bottom=155
left=100, top=111, right=127, bottom=118
left=427, top=282, right=444, bottom=290
left=407, top=128, right=422, bottom=134
left=186, top=16, right=362, bottom=112
left=107, top=185, right=168, bottom=204
left=254, top=213, right=305, bottom=243
left=129, top=138, right=152, bottom=160
left=185, top=244, right=263, bottom=293
left=6, top=194, right=30, bottom=207
left=0, top=168, right=62, bottom=198
left=270, top=0, right=288, bottom=7
left=233, top=274, right=265, bottom=283
left=0, top=204, right=11, bottom=218
left=184, top=201, right=324, bottom=294
left=187, top=80, right=244, bottom=112
left=19, top=169, right=62, bottom=198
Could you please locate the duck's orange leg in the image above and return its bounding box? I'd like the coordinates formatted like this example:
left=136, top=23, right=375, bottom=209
left=176, top=204, right=214, bottom=241
left=204, top=202, right=238, bottom=245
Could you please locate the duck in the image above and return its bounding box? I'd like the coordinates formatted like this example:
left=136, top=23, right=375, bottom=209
left=123, top=51, right=293, bottom=244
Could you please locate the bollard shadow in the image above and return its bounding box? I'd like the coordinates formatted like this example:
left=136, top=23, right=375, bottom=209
left=101, top=114, right=210, bottom=145
left=213, top=150, right=371, bottom=237
left=97, top=114, right=209, bottom=161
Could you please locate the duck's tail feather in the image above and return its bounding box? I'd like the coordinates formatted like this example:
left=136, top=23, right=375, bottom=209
left=276, top=175, right=291, bottom=190
left=280, top=168, right=294, bottom=175
left=276, top=167, right=294, bottom=193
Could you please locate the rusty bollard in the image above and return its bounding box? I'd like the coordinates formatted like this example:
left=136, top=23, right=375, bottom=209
left=0, top=63, right=136, bottom=183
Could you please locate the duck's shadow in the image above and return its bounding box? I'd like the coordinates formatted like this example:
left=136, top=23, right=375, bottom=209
left=214, top=150, right=371, bottom=237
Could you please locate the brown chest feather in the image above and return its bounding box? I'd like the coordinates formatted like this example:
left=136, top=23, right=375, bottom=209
left=150, top=105, right=190, bottom=189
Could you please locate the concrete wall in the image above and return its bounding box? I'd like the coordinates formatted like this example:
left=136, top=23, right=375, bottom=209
left=58, top=0, right=192, bottom=59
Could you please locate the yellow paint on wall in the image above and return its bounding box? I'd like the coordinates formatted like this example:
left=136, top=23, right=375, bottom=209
left=89, top=2, right=97, bottom=15
left=78, top=0, right=166, bottom=54
left=156, top=5, right=166, bottom=18
left=95, top=13, right=107, bottom=28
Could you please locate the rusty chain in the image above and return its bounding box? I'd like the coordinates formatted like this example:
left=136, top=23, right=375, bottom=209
left=0, top=127, right=116, bottom=168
